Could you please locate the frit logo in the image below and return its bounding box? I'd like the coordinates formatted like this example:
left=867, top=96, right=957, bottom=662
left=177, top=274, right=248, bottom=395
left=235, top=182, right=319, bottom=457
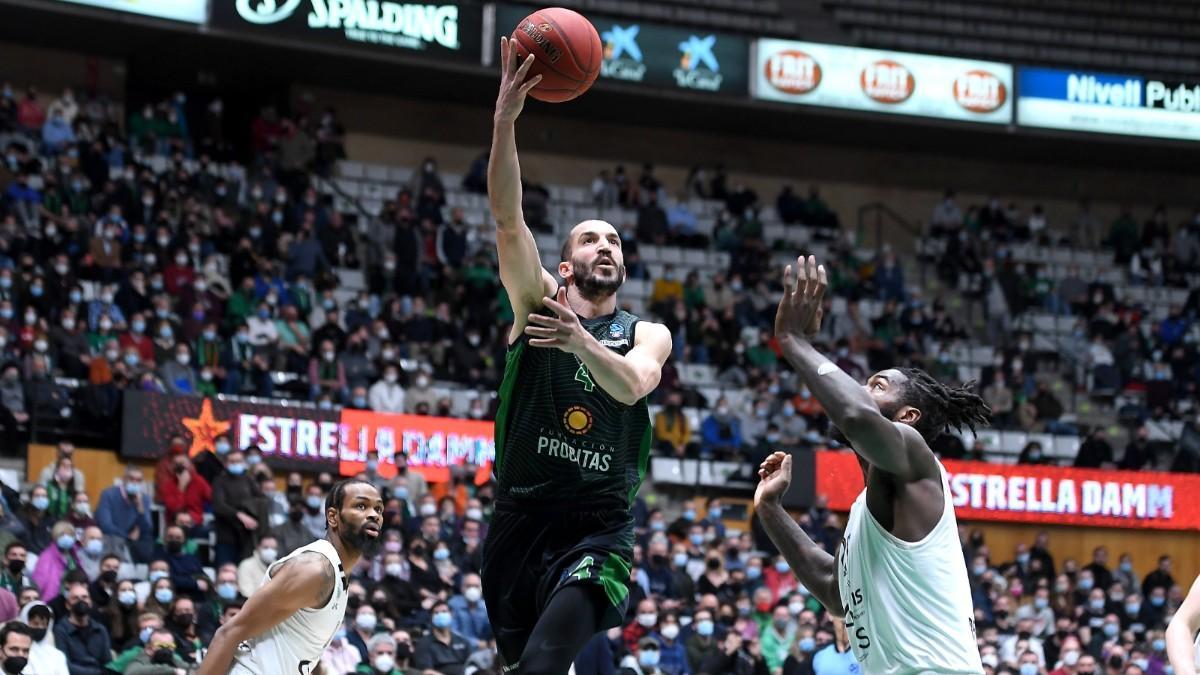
left=860, top=59, right=914, bottom=104
left=236, top=0, right=303, bottom=24
left=764, top=49, right=821, bottom=95
left=600, top=24, right=646, bottom=81
left=674, top=34, right=723, bottom=91
left=953, top=69, right=1007, bottom=113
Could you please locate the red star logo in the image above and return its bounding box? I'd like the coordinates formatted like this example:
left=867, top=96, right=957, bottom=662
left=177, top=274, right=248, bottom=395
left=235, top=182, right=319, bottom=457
left=182, top=398, right=231, bottom=457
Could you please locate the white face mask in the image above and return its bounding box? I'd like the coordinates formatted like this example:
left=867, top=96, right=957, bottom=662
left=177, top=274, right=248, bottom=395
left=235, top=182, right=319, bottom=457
left=637, top=613, right=657, bottom=628
left=464, top=586, right=482, bottom=603
left=661, top=624, right=680, bottom=640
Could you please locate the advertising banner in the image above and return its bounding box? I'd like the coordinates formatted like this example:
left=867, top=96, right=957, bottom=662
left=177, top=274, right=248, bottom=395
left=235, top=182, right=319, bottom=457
left=815, top=450, right=1199, bottom=531
left=1017, top=67, right=1200, bottom=141
left=210, top=0, right=482, bottom=61
left=495, top=4, right=749, bottom=97
left=48, top=0, right=207, bottom=23
left=121, top=391, right=494, bottom=482
left=753, top=38, right=1012, bottom=124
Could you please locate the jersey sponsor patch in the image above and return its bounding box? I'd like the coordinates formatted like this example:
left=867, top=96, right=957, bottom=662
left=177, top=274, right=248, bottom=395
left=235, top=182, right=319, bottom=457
left=563, top=405, right=594, bottom=435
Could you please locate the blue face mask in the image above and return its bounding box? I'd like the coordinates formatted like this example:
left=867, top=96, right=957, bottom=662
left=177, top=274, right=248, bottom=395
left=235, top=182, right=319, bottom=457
left=139, top=626, right=154, bottom=644
left=1153, top=638, right=1166, bottom=652
left=217, top=583, right=238, bottom=601
left=227, top=463, right=246, bottom=475
left=433, top=549, right=450, bottom=561
left=682, top=509, right=696, bottom=521
left=638, top=649, right=660, bottom=667
left=432, top=611, right=452, bottom=629
left=1103, top=623, right=1119, bottom=637
left=353, top=397, right=367, bottom=408
left=696, top=620, right=714, bottom=637
left=155, top=588, right=174, bottom=604
left=798, top=637, right=816, bottom=653
left=1090, top=598, right=1105, bottom=611
left=1078, top=578, right=1094, bottom=591
left=1017, top=553, right=1030, bottom=565
left=689, top=534, right=703, bottom=547
left=85, top=539, right=103, bottom=556
left=1126, top=603, right=1141, bottom=615
left=1120, top=562, right=1133, bottom=573
left=246, top=454, right=262, bottom=465
left=708, top=507, right=721, bottom=520
left=649, top=520, right=665, bottom=532
left=673, top=553, right=688, bottom=568
left=746, top=567, right=761, bottom=580
left=215, top=441, right=231, bottom=455
left=1019, top=663, right=1039, bottom=675
left=307, top=496, right=323, bottom=509
left=775, top=560, right=790, bottom=574
left=32, top=496, right=49, bottom=511
left=395, top=486, right=409, bottom=501
left=1151, top=596, right=1165, bottom=607
left=149, top=570, right=168, bottom=583
left=57, top=534, right=76, bottom=550
left=69, top=291, right=82, bottom=303
left=1034, top=597, right=1049, bottom=610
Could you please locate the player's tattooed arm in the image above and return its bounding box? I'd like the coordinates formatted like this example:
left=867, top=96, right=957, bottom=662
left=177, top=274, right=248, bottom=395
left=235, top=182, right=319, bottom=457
left=195, top=553, right=335, bottom=675
left=754, top=452, right=843, bottom=617
left=775, top=256, right=935, bottom=482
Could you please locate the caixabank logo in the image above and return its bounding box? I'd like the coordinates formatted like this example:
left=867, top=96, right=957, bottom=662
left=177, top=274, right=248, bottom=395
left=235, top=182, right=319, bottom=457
left=600, top=24, right=646, bottom=82
left=674, top=34, right=723, bottom=91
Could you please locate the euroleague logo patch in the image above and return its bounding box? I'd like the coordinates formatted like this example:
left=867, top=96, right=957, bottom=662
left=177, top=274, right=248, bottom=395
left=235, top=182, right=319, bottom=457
left=609, top=323, right=624, bottom=338
left=563, top=405, right=594, bottom=435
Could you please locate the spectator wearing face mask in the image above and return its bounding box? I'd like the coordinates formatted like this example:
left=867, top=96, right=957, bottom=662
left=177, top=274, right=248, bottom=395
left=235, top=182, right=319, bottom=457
left=96, top=465, right=154, bottom=563
left=18, top=601, right=69, bottom=675
left=625, top=598, right=659, bottom=651
left=155, top=525, right=207, bottom=602
left=237, top=536, right=278, bottom=599
left=0, top=543, right=35, bottom=597
left=321, top=622, right=363, bottom=674
left=622, top=635, right=664, bottom=675
left=390, top=452, right=427, bottom=507
left=413, top=600, right=471, bottom=674
left=347, top=605, right=379, bottom=663
left=53, top=579, right=110, bottom=674
left=211, top=449, right=270, bottom=565
left=653, top=612, right=690, bottom=675
left=368, top=363, right=406, bottom=413
left=31, top=521, right=81, bottom=602
left=447, top=573, right=490, bottom=650
left=36, top=441, right=86, bottom=492
left=302, top=484, right=329, bottom=540
left=356, top=632, right=406, bottom=675
left=98, top=577, right=140, bottom=652
left=155, top=438, right=211, bottom=526
left=124, top=626, right=189, bottom=674
left=270, top=498, right=315, bottom=557
left=700, top=397, right=743, bottom=459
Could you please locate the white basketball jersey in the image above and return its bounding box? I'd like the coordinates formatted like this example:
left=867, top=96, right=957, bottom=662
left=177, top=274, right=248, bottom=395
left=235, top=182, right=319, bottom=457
left=837, top=462, right=983, bottom=675
left=230, top=539, right=348, bottom=675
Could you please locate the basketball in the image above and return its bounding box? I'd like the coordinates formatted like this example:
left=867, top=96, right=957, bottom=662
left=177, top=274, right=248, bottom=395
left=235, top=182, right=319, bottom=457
left=510, top=7, right=603, bottom=103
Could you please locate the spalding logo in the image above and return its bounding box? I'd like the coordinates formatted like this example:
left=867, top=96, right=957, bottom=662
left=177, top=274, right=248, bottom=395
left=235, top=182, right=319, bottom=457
left=764, top=49, right=821, bottom=95
left=519, top=18, right=563, bottom=63
left=953, top=69, right=1007, bottom=113
left=860, top=59, right=914, bottom=104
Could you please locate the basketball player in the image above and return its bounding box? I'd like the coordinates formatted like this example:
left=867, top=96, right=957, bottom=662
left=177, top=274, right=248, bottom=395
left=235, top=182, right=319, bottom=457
left=755, top=255, right=989, bottom=674
left=481, top=36, right=673, bottom=674
left=197, top=480, right=383, bottom=675
left=1165, top=575, right=1200, bottom=672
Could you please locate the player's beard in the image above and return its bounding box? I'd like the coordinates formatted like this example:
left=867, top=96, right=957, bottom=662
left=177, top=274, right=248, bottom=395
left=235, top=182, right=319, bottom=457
left=572, top=255, right=624, bottom=301
left=339, top=516, right=382, bottom=558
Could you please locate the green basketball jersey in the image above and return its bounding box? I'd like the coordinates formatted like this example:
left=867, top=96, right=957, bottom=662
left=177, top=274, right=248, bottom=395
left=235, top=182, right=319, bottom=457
left=494, top=309, right=654, bottom=507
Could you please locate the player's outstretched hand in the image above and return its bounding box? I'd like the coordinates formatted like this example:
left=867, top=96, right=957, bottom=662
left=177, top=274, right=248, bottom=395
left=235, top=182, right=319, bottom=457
left=775, top=254, right=827, bottom=341
left=755, top=451, right=793, bottom=508
left=525, top=287, right=590, bottom=354
left=495, top=36, right=543, bottom=124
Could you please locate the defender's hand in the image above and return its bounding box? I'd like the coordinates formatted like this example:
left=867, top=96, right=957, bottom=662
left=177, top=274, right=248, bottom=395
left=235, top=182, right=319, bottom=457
left=755, top=451, right=793, bottom=508
left=495, top=36, right=543, bottom=124
left=775, top=255, right=827, bottom=341
left=525, top=287, right=592, bottom=355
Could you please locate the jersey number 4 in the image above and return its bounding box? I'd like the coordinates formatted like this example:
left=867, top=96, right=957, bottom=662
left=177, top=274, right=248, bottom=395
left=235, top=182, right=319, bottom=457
left=574, top=360, right=595, bottom=392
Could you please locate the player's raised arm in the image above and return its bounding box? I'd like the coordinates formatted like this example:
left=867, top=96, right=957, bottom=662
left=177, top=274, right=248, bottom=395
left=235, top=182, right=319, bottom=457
left=754, top=452, right=842, bottom=616
left=196, top=552, right=336, bottom=675
left=1166, top=575, right=1200, bottom=673
left=772, top=256, right=937, bottom=481
left=490, top=36, right=557, bottom=341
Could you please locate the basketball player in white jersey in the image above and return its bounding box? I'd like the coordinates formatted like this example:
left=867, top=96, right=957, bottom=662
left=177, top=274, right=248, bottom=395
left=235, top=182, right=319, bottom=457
left=755, top=256, right=990, bottom=674
left=1166, top=575, right=1200, bottom=672
left=197, top=480, right=384, bottom=675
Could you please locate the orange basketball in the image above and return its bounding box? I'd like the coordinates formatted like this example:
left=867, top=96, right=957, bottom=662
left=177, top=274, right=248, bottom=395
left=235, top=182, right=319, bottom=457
left=510, top=7, right=603, bottom=103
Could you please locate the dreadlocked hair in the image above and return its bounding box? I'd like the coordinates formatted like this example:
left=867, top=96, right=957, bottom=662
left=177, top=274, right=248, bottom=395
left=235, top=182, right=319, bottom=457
left=895, top=367, right=991, bottom=443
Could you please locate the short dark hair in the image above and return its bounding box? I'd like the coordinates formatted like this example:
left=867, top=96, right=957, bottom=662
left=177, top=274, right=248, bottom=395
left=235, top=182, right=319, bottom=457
left=561, top=237, right=572, bottom=262
left=4, top=542, right=25, bottom=555
left=0, top=621, right=32, bottom=648
left=325, top=478, right=376, bottom=515
left=102, top=554, right=121, bottom=566
left=895, top=367, right=991, bottom=443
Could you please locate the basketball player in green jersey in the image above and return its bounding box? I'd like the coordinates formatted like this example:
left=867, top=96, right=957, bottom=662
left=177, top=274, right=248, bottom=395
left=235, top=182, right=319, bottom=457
left=481, top=36, right=673, bottom=675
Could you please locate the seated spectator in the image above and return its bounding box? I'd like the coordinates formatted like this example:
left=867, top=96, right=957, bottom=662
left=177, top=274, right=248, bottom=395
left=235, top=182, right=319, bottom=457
left=322, top=625, right=363, bottom=674
left=447, top=572, right=490, bottom=650
left=155, top=525, right=206, bottom=601
left=368, top=363, right=405, bottom=413
left=130, top=627, right=191, bottom=672
left=42, top=456, right=78, bottom=521
left=413, top=601, right=471, bottom=674
left=31, top=521, right=81, bottom=602
left=96, top=465, right=154, bottom=563
left=98, top=577, right=139, bottom=651
left=53, top=579, right=111, bottom=673
left=17, top=485, right=52, bottom=554
left=237, top=536, right=278, bottom=599
left=155, top=439, right=211, bottom=526
left=75, top=526, right=106, bottom=580
left=700, top=398, right=743, bottom=459
left=358, top=632, right=402, bottom=675
left=18, top=601, right=70, bottom=674
left=167, top=595, right=204, bottom=664
left=35, top=441, right=85, bottom=492
left=0, top=543, right=36, bottom=597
